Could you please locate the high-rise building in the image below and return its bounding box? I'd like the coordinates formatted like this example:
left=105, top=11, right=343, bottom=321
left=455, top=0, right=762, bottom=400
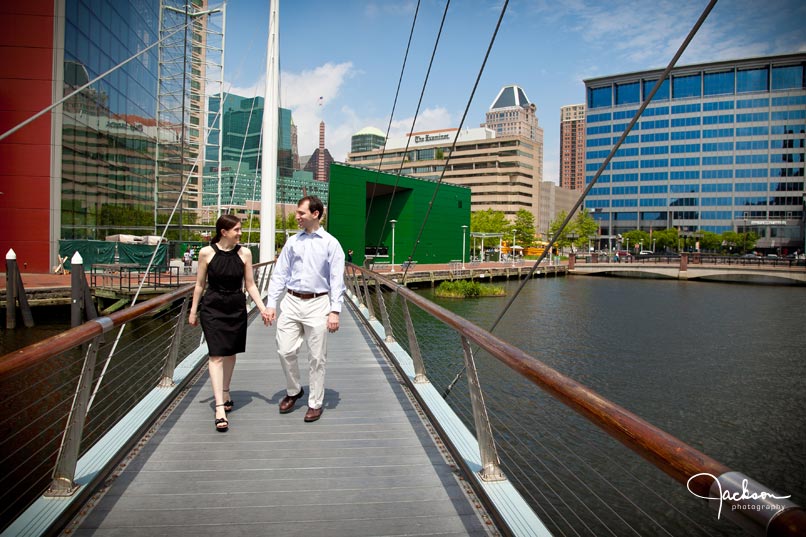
left=351, top=126, right=386, bottom=153
left=0, top=0, right=221, bottom=271
left=560, top=104, right=586, bottom=191
left=482, top=85, right=542, bottom=143
left=202, top=96, right=299, bottom=214
left=583, top=53, right=805, bottom=253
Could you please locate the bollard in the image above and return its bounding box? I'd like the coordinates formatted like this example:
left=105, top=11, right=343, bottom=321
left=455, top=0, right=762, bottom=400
left=5, top=249, right=34, bottom=329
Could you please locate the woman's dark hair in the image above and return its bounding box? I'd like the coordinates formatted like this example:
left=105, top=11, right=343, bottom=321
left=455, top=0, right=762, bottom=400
left=300, top=195, right=324, bottom=220
left=211, top=214, right=241, bottom=245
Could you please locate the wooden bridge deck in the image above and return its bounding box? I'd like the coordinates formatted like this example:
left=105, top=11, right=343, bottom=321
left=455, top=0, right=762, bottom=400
left=64, top=305, right=492, bottom=536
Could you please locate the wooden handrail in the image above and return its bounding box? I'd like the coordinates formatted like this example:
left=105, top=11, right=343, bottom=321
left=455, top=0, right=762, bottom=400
left=0, top=283, right=195, bottom=377
left=356, top=265, right=729, bottom=496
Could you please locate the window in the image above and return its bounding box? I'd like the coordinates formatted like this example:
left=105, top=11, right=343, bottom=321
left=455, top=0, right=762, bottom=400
left=772, top=65, right=804, bottom=90
left=616, top=82, right=640, bottom=105
left=703, top=156, right=734, bottom=166
left=642, top=78, right=669, bottom=101
left=737, top=67, right=768, bottom=93
left=703, top=101, right=735, bottom=111
left=589, top=86, right=612, bottom=109
left=673, top=74, right=701, bottom=99
left=703, top=71, right=735, bottom=96
left=671, top=184, right=700, bottom=193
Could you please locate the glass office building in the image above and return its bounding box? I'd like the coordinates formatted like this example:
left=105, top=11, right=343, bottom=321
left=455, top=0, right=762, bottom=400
left=583, top=53, right=805, bottom=253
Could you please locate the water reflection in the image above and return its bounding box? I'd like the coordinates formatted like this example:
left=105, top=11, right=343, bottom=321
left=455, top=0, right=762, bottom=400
left=408, top=277, right=805, bottom=536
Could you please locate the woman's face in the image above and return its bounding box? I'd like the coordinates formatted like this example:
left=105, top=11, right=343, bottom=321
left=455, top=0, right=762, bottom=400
left=222, top=222, right=242, bottom=242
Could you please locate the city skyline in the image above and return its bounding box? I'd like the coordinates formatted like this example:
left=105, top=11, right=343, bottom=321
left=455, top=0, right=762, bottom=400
left=224, top=0, right=806, bottom=184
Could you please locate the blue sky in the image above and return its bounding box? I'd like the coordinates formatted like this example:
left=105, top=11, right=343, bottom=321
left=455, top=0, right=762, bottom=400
left=223, top=0, right=806, bottom=183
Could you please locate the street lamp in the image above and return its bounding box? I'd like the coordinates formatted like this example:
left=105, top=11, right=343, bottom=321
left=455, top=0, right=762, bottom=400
left=512, top=230, right=516, bottom=266
left=389, top=219, right=397, bottom=273
left=461, top=225, right=468, bottom=269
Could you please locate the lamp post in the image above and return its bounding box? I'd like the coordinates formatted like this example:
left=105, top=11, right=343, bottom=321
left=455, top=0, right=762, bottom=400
left=461, top=225, right=468, bottom=269
left=389, top=219, right=397, bottom=273
left=512, top=230, right=516, bottom=266
left=652, top=238, right=656, bottom=252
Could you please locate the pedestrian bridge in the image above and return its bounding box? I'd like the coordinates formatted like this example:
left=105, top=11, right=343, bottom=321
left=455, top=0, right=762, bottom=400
left=570, top=254, right=806, bottom=285
left=1, top=262, right=804, bottom=536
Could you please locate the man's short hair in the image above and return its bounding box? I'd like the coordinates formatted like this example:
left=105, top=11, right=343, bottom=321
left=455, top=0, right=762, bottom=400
left=299, top=195, right=324, bottom=220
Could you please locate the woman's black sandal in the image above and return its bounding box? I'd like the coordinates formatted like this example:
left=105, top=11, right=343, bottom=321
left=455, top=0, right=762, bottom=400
left=214, top=404, right=229, bottom=432
left=223, top=389, right=234, bottom=412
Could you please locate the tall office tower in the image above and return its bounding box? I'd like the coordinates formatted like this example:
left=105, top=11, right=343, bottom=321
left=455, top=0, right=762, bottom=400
left=291, top=118, right=300, bottom=170
left=351, top=126, right=386, bottom=153
left=481, top=84, right=544, bottom=187
left=560, top=104, right=586, bottom=191
left=583, top=53, right=805, bottom=254
left=0, top=0, right=221, bottom=271
left=202, top=96, right=298, bottom=212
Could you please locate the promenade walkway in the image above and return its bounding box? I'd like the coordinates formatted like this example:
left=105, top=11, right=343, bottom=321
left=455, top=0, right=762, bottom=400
left=61, top=302, right=493, bottom=536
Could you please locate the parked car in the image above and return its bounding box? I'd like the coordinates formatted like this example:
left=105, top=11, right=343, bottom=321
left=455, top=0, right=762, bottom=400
left=639, top=250, right=654, bottom=255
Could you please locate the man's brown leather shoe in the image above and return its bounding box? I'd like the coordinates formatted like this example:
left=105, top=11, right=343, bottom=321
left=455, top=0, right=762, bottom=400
left=304, top=406, right=323, bottom=422
left=279, top=388, right=304, bottom=413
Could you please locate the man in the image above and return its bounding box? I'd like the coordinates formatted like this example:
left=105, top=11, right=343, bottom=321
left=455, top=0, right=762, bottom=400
left=265, top=196, right=345, bottom=422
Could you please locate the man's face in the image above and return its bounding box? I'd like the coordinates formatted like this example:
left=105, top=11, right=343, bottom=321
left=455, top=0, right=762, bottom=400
left=296, top=200, right=319, bottom=230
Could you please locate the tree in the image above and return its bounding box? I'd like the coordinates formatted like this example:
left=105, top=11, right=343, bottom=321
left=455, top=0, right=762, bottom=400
left=623, top=230, right=650, bottom=252
left=699, top=231, right=722, bottom=252
left=510, top=209, right=536, bottom=248
left=571, top=208, right=599, bottom=252
left=471, top=209, right=509, bottom=233
left=651, top=228, right=678, bottom=252
left=548, top=211, right=571, bottom=250
left=721, top=230, right=758, bottom=253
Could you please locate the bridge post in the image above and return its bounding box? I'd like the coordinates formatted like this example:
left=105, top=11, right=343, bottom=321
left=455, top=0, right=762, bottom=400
left=159, top=296, right=190, bottom=387
left=45, top=335, right=102, bottom=497
left=375, top=280, right=395, bottom=343
left=459, top=336, right=505, bottom=482
left=401, top=299, right=428, bottom=384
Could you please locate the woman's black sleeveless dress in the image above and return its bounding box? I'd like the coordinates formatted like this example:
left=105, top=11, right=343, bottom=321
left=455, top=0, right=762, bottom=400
left=199, top=244, right=247, bottom=356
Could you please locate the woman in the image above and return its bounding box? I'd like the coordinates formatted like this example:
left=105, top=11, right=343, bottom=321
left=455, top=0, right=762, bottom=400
left=189, top=215, right=270, bottom=432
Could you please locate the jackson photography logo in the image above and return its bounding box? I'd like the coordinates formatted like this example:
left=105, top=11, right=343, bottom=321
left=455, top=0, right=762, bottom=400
left=687, top=472, right=792, bottom=520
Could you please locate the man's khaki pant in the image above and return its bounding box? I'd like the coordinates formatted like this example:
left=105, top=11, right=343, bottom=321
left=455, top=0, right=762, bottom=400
left=276, top=293, right=330, bottom=410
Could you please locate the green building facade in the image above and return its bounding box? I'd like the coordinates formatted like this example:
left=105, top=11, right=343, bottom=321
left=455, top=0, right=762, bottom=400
left=328, top=163, right=470, bottom=265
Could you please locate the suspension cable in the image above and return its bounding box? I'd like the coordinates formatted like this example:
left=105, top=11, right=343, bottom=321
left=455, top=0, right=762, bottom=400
left=363, top=0, right=422, bottom=240
left=0, top=22, right=189, bottom=142
left=442, top=0, right=718, bottom=398
left=400, top=0, right=509, bottom=280
left=370, top=0, right=448, bottom=252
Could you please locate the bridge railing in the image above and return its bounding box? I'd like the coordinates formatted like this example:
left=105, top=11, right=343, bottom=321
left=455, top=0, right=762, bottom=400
left=346, top=263, right=805, bottom=536
left=0, top=261, right=275, bottom=535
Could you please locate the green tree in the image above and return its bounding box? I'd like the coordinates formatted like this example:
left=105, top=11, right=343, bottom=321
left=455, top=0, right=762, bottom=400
left=651, top=228, right=678, bottom=252
left=721, top=230, right=758, bottom=253
left=571, top=208, right=599, bottom=252
left=510, top=209, right=536, bottom=248
left=623, top=230, right=650, bottom=252
left=471, top=209, right=509, bottom=233
left=548, top=211, right=571, bottom=250
left=699, top=231, right=722, bottom=252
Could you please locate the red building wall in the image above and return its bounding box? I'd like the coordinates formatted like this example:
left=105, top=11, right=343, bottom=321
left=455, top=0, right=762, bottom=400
left=0, top=1, right=55, bottom=273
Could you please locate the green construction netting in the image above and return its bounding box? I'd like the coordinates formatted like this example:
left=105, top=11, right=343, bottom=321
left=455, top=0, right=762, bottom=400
left=58, top=240, right=115, bottom=269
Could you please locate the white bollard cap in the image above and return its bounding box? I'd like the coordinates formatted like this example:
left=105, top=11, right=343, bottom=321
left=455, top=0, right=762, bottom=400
left=71, top=251, right=83, bottom=265
left=6, top=248, right=16, bottom=260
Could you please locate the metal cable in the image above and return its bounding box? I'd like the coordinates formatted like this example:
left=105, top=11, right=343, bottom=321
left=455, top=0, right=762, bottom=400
left=370, top=0, right=451, bottom=253
left=400, top=0, right=510, bottom=280
left=364, top=0, right=422, bottom=239
left=442, top=0, right=719, bottom=398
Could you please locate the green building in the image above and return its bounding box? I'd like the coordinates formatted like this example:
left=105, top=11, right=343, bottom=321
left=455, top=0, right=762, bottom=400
left=328, top=163, right=471, bottom=265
